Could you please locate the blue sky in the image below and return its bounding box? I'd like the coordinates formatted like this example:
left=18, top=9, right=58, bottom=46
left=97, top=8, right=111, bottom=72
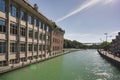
left=29, top=0, right=120, bottom=43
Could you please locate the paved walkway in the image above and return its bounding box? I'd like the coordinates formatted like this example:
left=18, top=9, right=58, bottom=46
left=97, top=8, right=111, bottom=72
left=100, top=50, right=120, bottom=62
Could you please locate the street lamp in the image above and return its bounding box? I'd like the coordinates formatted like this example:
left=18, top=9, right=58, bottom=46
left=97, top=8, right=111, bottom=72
left=104, top=33, right=108, bottom=42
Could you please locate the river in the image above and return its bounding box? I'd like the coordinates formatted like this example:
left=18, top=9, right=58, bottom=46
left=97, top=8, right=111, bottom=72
left=0, top=49, right=120, bottom=80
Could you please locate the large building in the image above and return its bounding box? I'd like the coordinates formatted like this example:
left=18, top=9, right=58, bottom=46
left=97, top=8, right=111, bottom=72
left=110, top=32, right=120, bottom=57
left=0, top=0, right=65, bottom=66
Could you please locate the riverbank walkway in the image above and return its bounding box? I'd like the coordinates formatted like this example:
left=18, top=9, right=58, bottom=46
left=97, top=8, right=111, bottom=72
left=99, top=50, right=120, bottom=63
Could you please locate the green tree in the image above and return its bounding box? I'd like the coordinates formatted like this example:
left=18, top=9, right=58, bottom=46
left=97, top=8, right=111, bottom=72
left=101, top=41, right=110, bottom=51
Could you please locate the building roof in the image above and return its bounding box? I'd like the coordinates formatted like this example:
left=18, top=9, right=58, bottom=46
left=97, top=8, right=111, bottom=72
left=22, top=0, right=65, bottom=32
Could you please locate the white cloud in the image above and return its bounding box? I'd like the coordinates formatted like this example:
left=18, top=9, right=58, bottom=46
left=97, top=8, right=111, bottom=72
left=64, top=31, right=119, bottom=43
left=104, top=0, right=114, bottom=4
left=55, top=0, right=115, bottom=23
left=65, top=33, right=91, bottom=38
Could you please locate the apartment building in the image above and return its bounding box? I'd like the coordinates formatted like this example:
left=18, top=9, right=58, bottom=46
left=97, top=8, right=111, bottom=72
left=50, top=27, right=64, bottom=56
left=0, top=0, right=65, bottom=66
left=110, top=32, right=120, bottom=57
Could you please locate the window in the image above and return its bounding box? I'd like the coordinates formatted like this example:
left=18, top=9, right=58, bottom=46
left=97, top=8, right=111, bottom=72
left=43, top=34, right=46, bottom=40
left=39, top=45, right=42, bottom=51
left=39, top=22, right=41, bottom=28
left=34, top=19, right=36, bottom=26
left=10, top=23, right=17, bottom=35
left=10, top=4, right=18, bottom=17
left=28, top=15, right=34, bottom=24
left=34, top=44, right=37, bottom=51
left=43, top=24, right=46, bottom=30
left=29, top=30, right=33, bottom=38
left=46, top=36, right=49, bottom=40
left=0, top=42, right=6, bottom=53
left=43, top=45, right=45, bottom=50
left=0, top=20, right=6, bottom=33
left=0, top=0, right=5, bottom=12
left=20, top=10, right=26, bottom=21
left=10, top=43, right=17, bottom=52
left=35, top=32, right=38, bottom=39
left=20, top=27, right=25, bottom=37
left=28, top=44, right=32, bottom=52
left=36, top=19, right=39, bottom=26
left=47, top=45, right=50, bottom=50
left=20, top=44, right=25, bottom=52
left=34, top=19, right=39, bottom=27
left=40, top=33, right=42, bottom=40
left=46, top=26, right=49, bottom=32
left=41, top=23, right=43, bottom=29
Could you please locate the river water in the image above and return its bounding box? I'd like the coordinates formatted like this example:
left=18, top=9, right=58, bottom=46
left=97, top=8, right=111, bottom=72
left=0, top=49, right=120, bottom=80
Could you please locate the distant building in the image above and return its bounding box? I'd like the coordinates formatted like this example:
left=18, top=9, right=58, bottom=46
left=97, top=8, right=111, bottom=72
left=0, top=0, right=65, bottom=66
left=83, top=43, right=101, bottom=46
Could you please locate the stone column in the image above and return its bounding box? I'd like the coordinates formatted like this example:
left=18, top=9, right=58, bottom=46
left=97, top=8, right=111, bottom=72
left=41, top=23, right=43, bottom=59
left=37, top=21, right=41, bottom=59
left=36, top=20, right=39, bottom=59
left=32, top=18, right=35, bottom=59
left=17, top=6, right=21, bottom=63
left=25, top=13, right=29, bottom=61
left=6, top=0, right=10, bottom=66
left=45, top=24, right=47, bottom=58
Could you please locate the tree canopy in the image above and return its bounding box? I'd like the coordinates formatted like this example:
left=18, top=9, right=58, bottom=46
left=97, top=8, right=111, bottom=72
left=100, top=41, right=110, bottom=51
left=64, top=39, right=101, bottom=49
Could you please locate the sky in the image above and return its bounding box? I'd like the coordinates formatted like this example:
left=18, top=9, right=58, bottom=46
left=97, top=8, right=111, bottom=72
left=29, top=0, right=120, bottom=43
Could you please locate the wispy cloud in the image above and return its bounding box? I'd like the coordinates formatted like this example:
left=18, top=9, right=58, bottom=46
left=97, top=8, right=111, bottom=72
left=56, top=0, right=114, bottom=23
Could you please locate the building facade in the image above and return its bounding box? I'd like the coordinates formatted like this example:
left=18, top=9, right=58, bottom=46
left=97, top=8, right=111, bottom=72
left=110, top=32, right=120, bottom=57
left=0, top=0, right=65, bottom=66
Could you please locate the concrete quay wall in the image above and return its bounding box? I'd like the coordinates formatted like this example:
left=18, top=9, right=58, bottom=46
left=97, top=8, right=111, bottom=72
left=0, top=49, right=80, bottom=74
left=98, top=50, right=120, bottom=68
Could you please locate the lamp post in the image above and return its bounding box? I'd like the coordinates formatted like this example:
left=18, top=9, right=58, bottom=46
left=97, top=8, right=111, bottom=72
left=104, top=33, right=108, bottom=42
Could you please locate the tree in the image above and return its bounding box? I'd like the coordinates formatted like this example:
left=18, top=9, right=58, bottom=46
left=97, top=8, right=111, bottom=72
left=101, top=41, right=110, bottom=51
